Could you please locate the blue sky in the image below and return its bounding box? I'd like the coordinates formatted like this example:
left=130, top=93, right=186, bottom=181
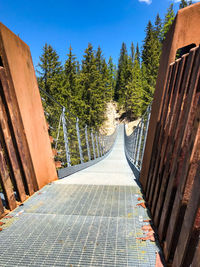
left=0, top=0, right=198, bottom=69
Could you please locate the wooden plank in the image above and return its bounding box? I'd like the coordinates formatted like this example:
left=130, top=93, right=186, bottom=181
left=0, top=67, right=36, bottom=195
left=0, top=90, right=27, bottom=202
left=172, top=163, right=200, bottom=267
left=0, top=141, right=16, bottom=210
left=158, top=48, right=198, bottom=241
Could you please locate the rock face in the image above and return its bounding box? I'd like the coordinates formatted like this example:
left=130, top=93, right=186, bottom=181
left=100, top=101, right=119, bottom=135
left=100, top=101, right=141, bottom=137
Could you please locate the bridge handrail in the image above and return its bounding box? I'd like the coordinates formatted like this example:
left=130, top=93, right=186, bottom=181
left=39, top=88, right=118, bottom=176
left=124, top=105, right=151, bottom=174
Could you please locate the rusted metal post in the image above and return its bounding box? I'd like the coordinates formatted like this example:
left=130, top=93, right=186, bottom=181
left=0, top=23, right=57, bottom=189
left=139, top=3, right=200, bottom=190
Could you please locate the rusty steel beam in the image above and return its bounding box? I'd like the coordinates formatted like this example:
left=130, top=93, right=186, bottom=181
left=147, top=62, right=179, bottom=208
left=0, top=197, right=4, bottom=216
left=157, top=49, right=197, bottom=240
left=0, top=141, right=16, bottom=211
left=0, top=23, right=57, bottom=190
left=0, top=67, right=35, bottom=196
left=138, top=4, right=200, bottom=266
left=152, top=56, right=187, bottom=226
left=140, top=2, right=200, bottom=191
left=158, top=47, right=199, bottom=242
left=191, top=238, right=200, bottom=267
left=172, top=161, right=200, bottom=267
left=163, top=47, right=200, bottom=261
left=0, top=82, right=27, bottom=203
left=145, top=64, right=173, bottom=202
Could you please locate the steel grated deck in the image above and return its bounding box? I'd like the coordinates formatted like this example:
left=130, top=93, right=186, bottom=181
left=0, top=184, right=159, bottom=267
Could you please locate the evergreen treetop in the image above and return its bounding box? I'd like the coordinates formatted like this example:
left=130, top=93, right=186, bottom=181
left=179, top=0, right=193, bottom=9
left=95, top=46, right=103, bottom=73
left=115, top=42, right=129, bottom=104
left=136, top=43, right=140, bottom=64
left=37, top=43, right=62, bottom=97
left=154, top=14, right=162, bottom=42
left=131, top=42, right=135, bottom=63
left=161, top=4, right=175, bottom=42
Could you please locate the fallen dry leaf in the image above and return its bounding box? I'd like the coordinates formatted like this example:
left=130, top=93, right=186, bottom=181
left=146, top=230, right=154, bottom=236
left=141, top=224, right=152, bottom=231
left=136, top=202, right=146, bottom=208
left=149, top=235, right=155, bottom=242
left=0, top=222, right=4, bottom=226
left=0, top=228, right=2, bottom=231
left=136, top=235, right=155, bottom=242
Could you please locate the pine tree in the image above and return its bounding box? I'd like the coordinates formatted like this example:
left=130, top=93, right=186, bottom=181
left=124, top=56, right=134, bottom=111
left=161, top=4, right=175, bottom=42
left=131, top=42, right=135, bottom=63
left=101, top=58, right=113, bottom=101
left=76, top=61, right=81, bottom=74
left=115, top=42, right=129, bottom=106
left=108, top=56, right=117, bottom=99
left=141, top=63, right=152, bottom=112
left=142, top=21, right=161, bottom=108
left=78, top=43, right=106, bottom=128
left=37, top=44, right=63, bottom=149
left=37, top=44, right=63, bottom=97
left=95, top=46, right=103, bottom=72
left=135, top=43, right=140, bottom=64
left=179, top=0, right=188, bottom=8
left=95, top=47, right=113, bottom=101
left=154, top=14, right=162, bottom=42
left=126, top=50, right=142, bottom=119
left=61, top=46, right=81, bottom=113
left=179, top=0, right=193, bottom=8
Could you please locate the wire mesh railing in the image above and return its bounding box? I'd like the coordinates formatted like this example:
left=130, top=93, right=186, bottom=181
left=124, top=105, right=151, bottom=172
left=39, top=88, right=117, bottom=171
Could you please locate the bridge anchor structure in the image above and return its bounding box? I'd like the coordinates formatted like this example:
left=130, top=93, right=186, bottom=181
left=0, top=3, right=200, bottom=267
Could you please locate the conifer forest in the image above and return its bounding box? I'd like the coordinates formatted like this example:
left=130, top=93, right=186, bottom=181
left=37, top=1, right=192, bottom=130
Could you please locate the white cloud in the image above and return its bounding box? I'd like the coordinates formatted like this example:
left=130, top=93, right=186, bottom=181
left=139, top=0, right=152, bottom=4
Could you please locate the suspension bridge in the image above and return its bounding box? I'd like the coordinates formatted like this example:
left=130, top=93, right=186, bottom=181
left=0, top=3, right=200, bottom=267
left=0, top=125, right=161, bottom=267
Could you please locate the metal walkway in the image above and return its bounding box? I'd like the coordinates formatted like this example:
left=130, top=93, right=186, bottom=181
left=0, top=126, right=160, bottom=267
